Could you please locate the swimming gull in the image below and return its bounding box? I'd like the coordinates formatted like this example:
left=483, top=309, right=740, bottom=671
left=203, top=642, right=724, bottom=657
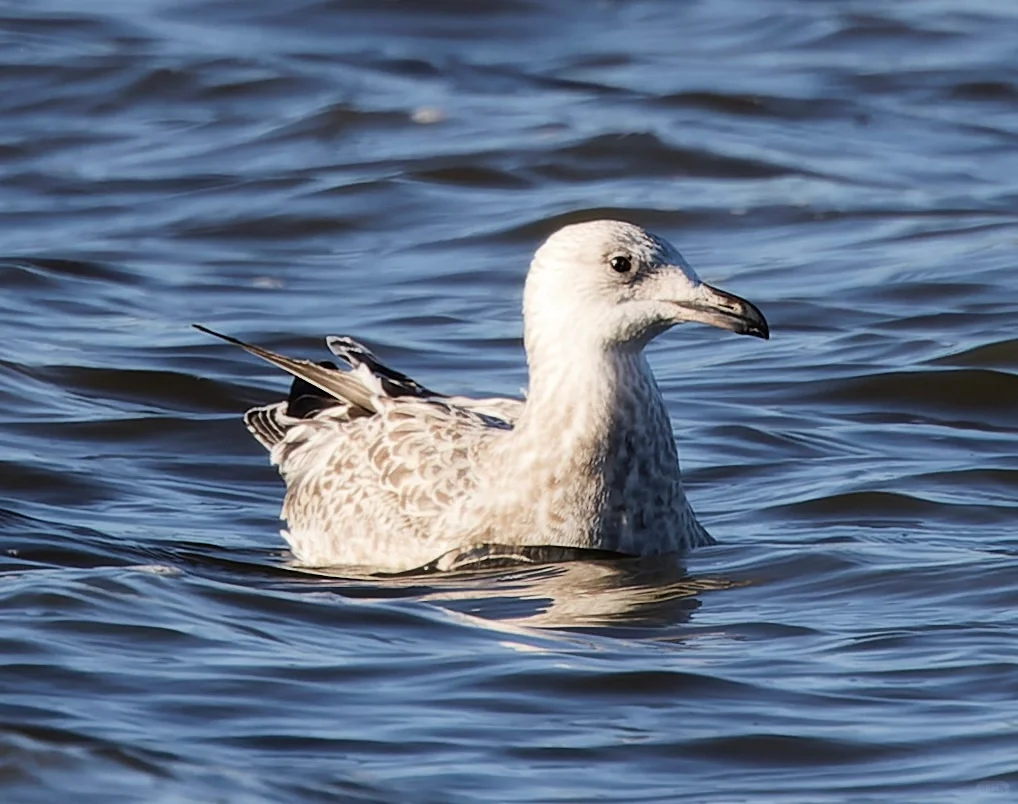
left=196, top=220, right=768, bottom=572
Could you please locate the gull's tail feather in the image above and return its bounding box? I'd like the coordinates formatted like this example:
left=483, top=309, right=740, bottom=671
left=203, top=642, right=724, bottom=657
left=194, top=325, right=376, bottom=413
left=244, top=403, right=291, bottom=449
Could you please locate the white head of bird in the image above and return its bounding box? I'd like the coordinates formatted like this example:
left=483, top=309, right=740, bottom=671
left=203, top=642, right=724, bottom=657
left=522, top=220, right=768, bottom=367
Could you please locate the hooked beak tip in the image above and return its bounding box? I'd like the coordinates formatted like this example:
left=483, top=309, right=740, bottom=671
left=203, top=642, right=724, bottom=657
left=744, top=310, right=770, bottom=340
left=676, top=282, right=770, bottom=341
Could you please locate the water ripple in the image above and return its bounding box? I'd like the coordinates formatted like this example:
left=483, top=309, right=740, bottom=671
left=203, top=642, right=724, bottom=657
left=1, top=0, right=1017, bottom=801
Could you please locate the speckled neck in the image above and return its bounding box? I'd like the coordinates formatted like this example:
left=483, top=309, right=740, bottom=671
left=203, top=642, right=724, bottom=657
left=506, top=344, right=694, bottom=553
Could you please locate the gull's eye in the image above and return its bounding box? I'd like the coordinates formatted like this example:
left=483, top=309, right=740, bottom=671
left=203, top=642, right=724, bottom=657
left=609, top=255, right=632, bottom=274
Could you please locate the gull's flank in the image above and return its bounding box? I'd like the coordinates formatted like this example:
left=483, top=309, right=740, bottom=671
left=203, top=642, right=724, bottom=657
left=196, top=220, right=768, bottom=572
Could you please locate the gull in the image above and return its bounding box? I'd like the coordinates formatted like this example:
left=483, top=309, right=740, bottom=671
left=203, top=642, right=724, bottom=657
left=196, top=220, right=768, bottom=573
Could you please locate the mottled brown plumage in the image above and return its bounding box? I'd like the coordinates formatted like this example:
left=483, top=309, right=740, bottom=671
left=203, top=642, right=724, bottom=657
left=198, top=220, right=768, bottom=572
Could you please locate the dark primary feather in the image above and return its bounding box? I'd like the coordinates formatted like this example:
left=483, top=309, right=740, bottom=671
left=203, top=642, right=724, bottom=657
left=326, top=336, right=440, bottom=399
left=286, top=360, right=341, bottom=418
left=193, top=324, right=377, bottom=413
left=194, top=325, right=444, bottom=451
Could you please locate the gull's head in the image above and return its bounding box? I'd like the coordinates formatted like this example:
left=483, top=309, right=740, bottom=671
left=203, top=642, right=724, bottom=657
left=523, top=220, right=768, bottom=357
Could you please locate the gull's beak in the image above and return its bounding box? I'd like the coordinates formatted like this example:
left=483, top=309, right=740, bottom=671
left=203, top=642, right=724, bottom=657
left=674, top=282, right=770, bottom=340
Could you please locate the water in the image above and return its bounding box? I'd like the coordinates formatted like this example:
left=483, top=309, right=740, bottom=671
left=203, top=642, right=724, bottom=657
left=2, top=0, right=1017, bottom=801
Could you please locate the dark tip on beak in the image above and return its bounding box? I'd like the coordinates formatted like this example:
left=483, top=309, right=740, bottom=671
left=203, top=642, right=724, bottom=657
left=678, top=282, right=769, bottom=340
left=739, top=299, right=769, bottom=340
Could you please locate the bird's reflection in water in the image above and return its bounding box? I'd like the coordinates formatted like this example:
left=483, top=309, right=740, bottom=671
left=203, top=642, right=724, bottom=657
left=299, top=546, right=744, bottom=631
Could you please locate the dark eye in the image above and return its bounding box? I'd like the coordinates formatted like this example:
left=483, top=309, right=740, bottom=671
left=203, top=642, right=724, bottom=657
left=610, top=255, right=632, bottom=274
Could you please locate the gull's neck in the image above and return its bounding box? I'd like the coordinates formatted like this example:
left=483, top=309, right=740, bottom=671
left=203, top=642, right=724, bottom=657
left=515, top=338, right=678, bottom=484
left=518, top=341, right=662, bottom=437
left=503, top=336, right=696, bottom=553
